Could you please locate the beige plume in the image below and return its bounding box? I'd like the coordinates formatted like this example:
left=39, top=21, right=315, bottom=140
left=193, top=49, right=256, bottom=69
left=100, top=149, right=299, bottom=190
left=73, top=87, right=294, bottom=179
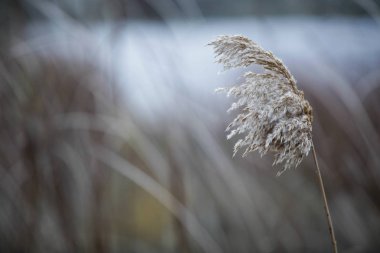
left=209, top=35, right=313, bottom=175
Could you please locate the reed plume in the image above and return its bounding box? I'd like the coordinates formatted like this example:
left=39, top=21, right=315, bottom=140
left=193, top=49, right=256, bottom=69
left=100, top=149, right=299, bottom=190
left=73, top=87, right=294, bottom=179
left=210, top=35, right=312, bottom=175
left=209, top=35, right=337, bottom=252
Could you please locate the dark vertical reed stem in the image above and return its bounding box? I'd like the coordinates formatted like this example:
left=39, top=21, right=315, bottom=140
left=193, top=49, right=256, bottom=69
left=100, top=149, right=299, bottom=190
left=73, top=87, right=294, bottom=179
left=312, top=143, right=338, bottom=253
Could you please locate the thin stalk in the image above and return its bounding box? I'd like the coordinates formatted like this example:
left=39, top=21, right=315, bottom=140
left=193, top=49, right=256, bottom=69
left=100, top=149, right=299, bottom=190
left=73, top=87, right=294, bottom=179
left=312, top=143, right=338, bottom=253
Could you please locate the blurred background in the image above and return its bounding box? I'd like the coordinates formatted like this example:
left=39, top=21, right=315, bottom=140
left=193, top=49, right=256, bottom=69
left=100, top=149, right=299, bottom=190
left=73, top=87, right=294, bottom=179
left=1, top=0, right=380, bottom=252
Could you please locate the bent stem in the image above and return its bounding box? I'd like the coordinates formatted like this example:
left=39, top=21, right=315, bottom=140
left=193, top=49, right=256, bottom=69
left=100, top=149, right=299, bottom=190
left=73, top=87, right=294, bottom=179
left=312, top=143, right=338, bottom=253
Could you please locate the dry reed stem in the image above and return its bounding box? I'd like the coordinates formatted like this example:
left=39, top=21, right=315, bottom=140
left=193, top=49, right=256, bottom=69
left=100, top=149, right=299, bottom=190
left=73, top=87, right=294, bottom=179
left=312, top=144, right=338, bottom=253
left=210, top=35, right=338, bottom=252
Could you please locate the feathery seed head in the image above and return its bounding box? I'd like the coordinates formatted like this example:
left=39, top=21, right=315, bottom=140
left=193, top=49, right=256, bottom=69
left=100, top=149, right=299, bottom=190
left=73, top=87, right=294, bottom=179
left=209, top=35, right=313, bottom=175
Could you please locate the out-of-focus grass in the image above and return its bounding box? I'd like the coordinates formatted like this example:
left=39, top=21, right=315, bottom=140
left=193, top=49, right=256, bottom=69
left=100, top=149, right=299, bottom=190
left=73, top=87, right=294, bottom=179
left=1, top=1, right=380, bottom=253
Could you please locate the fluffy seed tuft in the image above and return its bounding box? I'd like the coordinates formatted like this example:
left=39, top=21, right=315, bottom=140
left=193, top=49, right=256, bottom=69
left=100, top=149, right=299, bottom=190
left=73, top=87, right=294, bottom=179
left=209, top=35, right=313, bottom=175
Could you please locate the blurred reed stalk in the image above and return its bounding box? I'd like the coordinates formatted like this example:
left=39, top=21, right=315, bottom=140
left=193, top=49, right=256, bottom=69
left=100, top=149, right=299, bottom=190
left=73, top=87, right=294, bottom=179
left=169, top=159, right=191, bottom=253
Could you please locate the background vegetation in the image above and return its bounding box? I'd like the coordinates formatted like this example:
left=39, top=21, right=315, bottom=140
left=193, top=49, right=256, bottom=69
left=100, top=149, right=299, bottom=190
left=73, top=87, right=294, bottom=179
left=1, top=0, right=380, bottom=252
